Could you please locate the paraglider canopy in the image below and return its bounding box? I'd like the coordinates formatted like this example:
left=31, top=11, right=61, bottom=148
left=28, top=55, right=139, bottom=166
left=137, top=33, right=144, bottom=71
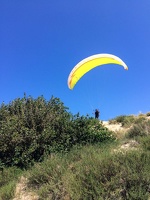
left=68, top=53, right=128, bottom=89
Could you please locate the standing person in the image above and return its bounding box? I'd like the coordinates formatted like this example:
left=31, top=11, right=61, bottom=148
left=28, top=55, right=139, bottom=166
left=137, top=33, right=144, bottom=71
left=95, top=109, right=100, bottom=119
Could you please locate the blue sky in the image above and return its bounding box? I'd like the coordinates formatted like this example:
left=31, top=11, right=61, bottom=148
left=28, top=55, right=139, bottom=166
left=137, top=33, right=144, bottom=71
left=0, top=1, right=150, bottom=120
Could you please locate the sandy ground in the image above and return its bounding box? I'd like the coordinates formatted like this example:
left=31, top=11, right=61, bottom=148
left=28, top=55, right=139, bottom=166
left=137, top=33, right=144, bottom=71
left=102, top=121, right=124, bottom=132
left=13, top=176, right=39, bottom=200
left=102, top=121, right=140, bottom=151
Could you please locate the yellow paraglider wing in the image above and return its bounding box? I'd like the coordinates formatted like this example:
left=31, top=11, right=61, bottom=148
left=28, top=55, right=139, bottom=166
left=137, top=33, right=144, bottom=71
left=68, top=53, right=128, bottom=89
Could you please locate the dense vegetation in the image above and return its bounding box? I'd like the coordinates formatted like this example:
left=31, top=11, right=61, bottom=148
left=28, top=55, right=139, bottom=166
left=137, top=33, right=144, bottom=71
left=0, top=95, right=150, bottom=199
left=28, top=145, right=150, bottom=200
left=0, top=95, right=113, bottom=169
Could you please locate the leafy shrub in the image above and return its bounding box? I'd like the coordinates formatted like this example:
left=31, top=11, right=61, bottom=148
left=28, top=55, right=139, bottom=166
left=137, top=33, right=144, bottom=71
left=68, top=116, right=114, bottom=145
left=0, top=95, right=71, bottom=168
left=0, top=95, right=114, bottom=168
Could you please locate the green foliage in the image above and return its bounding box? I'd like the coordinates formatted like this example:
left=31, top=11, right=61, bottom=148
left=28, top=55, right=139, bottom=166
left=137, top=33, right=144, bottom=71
left=0, top=95, right=70, bottom=168
left=0, top=95, right=114, bottom=168
left=0, top=182, right=15, bottom=200
left=138, top=135, right=150, bottom=151
left=0, top=167, right=22, bottom=200
left=68, top=115, right=114, bottom=146
left=64, top=150, right=150, bottom=200
left=27, top=145, right=150, bottom=200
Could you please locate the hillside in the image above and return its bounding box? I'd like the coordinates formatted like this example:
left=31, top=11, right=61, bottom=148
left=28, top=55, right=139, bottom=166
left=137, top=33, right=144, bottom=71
left=0, top=97, right=150, bottom=200
left=12, top=114, right=150, bottom=200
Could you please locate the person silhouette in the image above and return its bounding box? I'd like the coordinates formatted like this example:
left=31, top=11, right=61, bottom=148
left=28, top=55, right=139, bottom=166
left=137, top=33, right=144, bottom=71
left=95, top=109, right=100, bottom=119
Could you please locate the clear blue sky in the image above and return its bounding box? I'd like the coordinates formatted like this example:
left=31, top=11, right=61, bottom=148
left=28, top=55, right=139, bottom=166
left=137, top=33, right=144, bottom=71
left=0, top=1, right=150, bottom=120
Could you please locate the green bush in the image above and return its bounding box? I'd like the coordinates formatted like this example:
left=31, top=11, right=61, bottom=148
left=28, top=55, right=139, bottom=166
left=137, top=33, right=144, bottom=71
left=0, top=95, right=71, bottom=168
left=0, top=95, right=114, bottom=168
